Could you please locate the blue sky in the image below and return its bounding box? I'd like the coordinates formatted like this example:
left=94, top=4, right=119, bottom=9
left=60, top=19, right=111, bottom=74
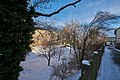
left=34, top=0, right=120, bottom=36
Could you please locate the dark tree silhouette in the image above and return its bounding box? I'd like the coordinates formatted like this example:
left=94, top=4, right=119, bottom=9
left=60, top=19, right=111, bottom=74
left=0, top=0, right=34, bottom=80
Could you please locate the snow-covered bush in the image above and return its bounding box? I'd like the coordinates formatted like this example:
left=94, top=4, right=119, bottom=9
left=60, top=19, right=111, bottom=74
left=50, top=58, right=72, bottom=80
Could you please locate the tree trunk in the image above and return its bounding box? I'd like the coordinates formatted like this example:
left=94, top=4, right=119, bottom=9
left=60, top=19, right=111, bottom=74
left=48, top=52, right=51, bottom=66
left=48, top=58, right=50, bottom=66
left=58, top=47, right=61, bottom=61
left=80, top=37, right=87, bottom=79
left=70, top=44, right=72, bottom=54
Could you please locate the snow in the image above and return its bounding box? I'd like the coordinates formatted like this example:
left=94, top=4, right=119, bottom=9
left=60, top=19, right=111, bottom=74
left=94, top=51, right=98, bottom=54
left=20, top=46, right=120, bottom=80
left=82, top=60, right=90, bottom=66
left=19, top=53, right=51, bottom=80
left=112, top=47, right=120, bottom=52
left=97, top=46, right=120, bottom=80
left=67, top=70, right=81, bottom=80
left=19, top=46, right=81, bottom=80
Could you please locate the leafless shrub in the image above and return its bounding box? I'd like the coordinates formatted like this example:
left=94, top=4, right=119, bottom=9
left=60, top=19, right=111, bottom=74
left=50, top=59, right=73, bottom=80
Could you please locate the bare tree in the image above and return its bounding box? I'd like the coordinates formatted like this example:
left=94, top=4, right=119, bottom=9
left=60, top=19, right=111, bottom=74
left=61, top=20, right=81, bottom=70
left=60, top=12, right=120, bottom=70
left=79, top=11, right=120, bottom=78
left=50, top=58, right=73, bottom=80
left=81, top=11, right=120, bottom=62
left=38, top=30, right=57, bottom=66
left=32, top=19, right=60, bottom=66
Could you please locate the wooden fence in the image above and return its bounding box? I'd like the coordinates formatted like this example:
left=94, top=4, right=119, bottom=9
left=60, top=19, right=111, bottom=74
left=80, top=46, right=105, bottom=80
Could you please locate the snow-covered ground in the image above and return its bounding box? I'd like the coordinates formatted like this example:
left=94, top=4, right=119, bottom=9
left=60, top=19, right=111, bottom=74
left=112, top=47, right=120, bottom=52
left=19, top=46, right=81, bottom=80
left=67, top=70, right=81, bottom=80
left=19, top=52, right=51, bottom=80
left=97, top=46, right=120, bottom=80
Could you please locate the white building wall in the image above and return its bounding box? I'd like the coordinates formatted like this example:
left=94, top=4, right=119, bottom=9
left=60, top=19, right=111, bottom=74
left=116, top=29, right=120, bottom=43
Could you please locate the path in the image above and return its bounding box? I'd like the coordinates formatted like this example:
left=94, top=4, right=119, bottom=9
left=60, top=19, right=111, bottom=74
left=97, top=46, right=120, bottom=80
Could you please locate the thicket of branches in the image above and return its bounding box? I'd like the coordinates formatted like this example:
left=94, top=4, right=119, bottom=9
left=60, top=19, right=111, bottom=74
left=0, top=0, right=120, bottom=80
left=60, top=11, right=120, bottom=70
left=0, top=0, right=81, bottom=80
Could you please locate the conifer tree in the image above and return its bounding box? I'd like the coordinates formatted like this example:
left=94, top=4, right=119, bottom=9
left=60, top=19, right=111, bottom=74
left=0, top=0, right=34, bottom=80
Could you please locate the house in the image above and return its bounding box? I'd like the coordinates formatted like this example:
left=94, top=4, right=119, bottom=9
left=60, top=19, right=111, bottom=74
left=30, top=28, right=58, bottom=47
left=106, top=37, right=115, bottom=46
left=114, top=27, right=120, bottom=49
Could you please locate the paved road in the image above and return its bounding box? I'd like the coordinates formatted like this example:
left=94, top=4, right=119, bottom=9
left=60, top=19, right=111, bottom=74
left=97, top=46, right=120, bottom=80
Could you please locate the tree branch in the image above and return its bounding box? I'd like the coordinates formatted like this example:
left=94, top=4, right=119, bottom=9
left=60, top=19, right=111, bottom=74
left=34, top=0, right=81, bottom=17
